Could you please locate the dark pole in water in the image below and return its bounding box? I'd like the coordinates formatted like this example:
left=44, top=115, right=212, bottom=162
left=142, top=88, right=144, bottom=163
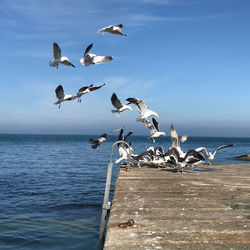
left=99, top=141, right=132, bottom=249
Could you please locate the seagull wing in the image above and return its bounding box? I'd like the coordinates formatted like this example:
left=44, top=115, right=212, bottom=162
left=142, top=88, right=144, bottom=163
left=124, top=131, right=133, bottom=141
left=114, top=24, right=123, bottom=28
left=53, top=43, right=61, bottom=59
left=77, top=86, right=90, bottom=94
left=126, top=98, right=145, bottom=115
left=111, top=93, right=123, bottom=109
left=185, top=149, right=205, bottom=162
left=61, top=60, right=75, bottom=67
left=118, top=129, right=124, bottom=141
left=143, top=119, right=156, bottom=135
left=180, top=134, right=188, bottom=143
left=170, top=124, right=179, bottom=148
left=89, top=83, right=106, bottom=92
left=84, top=43, right=93, bottom=57
left=92, top=55, right=113, bottom=64
left=212, top=144, right=234, bottom=156
left=55, top=85, right=64, bottom=99
left=152, top=118, right=160, bottom=132
left=195, top=147, right=209, bottom=159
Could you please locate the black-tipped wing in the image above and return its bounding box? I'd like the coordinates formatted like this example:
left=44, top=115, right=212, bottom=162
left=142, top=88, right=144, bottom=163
left=111, top=93, right=123, bottom=109
left=84, top=43, right=93, bottom=57
left=77, top=86, right=90, bottom=94
left=55, top=85, right=64, bottom=99
left=115, top=24, right=123, bottom=28
left=53, top=42, right=61, bottom=59
left=89, top=83, right=106, bottom=92
left=152, top=118, right=160, bottom=132
left=185, top=149, right=205, bottom=161
left=126, top=97, right=140, bottom=105
left=118, top=129, right=124, bottom=141
left=124, top=131, right=133, bottom=141
left=213, top=144, right=234, bottom=155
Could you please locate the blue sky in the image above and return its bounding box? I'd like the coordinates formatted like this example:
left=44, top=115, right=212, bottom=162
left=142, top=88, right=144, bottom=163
left=1, top=0, right=250, bottom=137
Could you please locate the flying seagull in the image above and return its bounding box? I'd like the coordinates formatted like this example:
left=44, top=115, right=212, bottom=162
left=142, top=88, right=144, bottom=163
left=89, top=133, right=107, bottom=149
left=115, top=129, right=133, bottom=164
left=54, top=85, right=77, bottom=108
left=76, top=83, right=106, bottom=102
left=49, top=43, right=75, bottom=68
left=97, top=24, right=127, bottom=36
left=195, top=144, right=234, bottom=165
left=80, top=43, right=113, bottom=67
left=170, top=124, right=188, bottom=158
left=111, top=93, right=133, bottom=118
left=126, top=97, right=159, bottom=122
left=143, top=118, right=166, bottom=143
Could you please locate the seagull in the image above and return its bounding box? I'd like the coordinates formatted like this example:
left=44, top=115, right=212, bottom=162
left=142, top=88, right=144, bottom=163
left=49, top=43, right=75, bottom=68
left=115, top=129, right=133, bottom=164
left=111, top=93, right=133, bottom=118
left=170, top=124, right=188, bottom=158
left=54, top=85, right=77, bottom=108
left=80, top=43, right=113, bottom=66
left=76, top=83, right=106, bottom=102
left=126, top=97, right=159, bottom=122
left=89, top=133, right=107, bottom=149
left=195, top=144, right=234, bottom=165
left=97, top=24, right=127, bottom=36
left=166, top=148, right=205, bottom=172
left=143, top=118, right=166, bottom=143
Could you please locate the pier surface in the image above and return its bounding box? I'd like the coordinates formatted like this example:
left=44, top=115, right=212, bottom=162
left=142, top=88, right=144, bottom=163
left=104, top=164, right=250, bottom=249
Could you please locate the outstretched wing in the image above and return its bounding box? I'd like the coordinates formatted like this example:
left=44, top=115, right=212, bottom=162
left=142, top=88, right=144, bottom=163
left=53, top=43, right=61, bottom=59
left=118, top=129, right=124, bottom=141
left=170, top=124, right=179, bottom=148
left=84, top=43, right=93, bottom=57
left=152, top=118, right=160, bottom=132
left=124, top=131, right=133, bottom=141
left=55, top=85, right=64, bottom=99
left=213, top=144, right=234, bottom=155
left=180, top=134, right=188, bottom=143
left=143, top=119, right=156, bottom=135
left=92, top=55, right=113, bottom=64
left=111, top=93, right=123, bottom=109
left=89, top=83, right=106, bottom=92
left=126, top=98, right=146, bottom=115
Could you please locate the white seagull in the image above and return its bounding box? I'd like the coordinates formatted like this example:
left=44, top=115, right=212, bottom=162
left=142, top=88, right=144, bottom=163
left=143, top=118, right=166, bottom=143
left=54, top=85, right=77, bottom=109
left=80, top=43, right=113, bottom=66
left=97, top=24, right=127, bottom=36
left=49, top=43, right=75, bottom=68
left=195, top=144, right=234, bottom=165
left=170, top=124, right=188, bottom=158
left=90, top=133, right=107, bottom=149
left=111, top=93, right=133, bottom=118
left=76, top=83, right=106, bottom=102
left=126, top=97, right=159, bottom=122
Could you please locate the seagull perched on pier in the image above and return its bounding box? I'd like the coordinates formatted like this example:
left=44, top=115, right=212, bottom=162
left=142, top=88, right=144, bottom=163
left=80, top=43, right=113, bottom=66
left=143, top=118, right=166, bottom=143
left=170, top=124, right=188, bottom=158
left=166, top=148, right=205, bottom=172
left=49, top=43, right=75, bottom=68
left=111, top=93, right=133, bottom=118
left=90, top=133, right=107, bottom=149
left=97, top=24, right=127, bottom=36
left=54, top=85, right=77, bottom=108
left=76, top=83, right=106, bottom=102
left=126, top=97, right=159, bottom=122
left=195, top=144, right=234, bottom=165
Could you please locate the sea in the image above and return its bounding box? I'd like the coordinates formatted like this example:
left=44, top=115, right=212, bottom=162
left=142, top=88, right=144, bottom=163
left=0, top=134, right=250, bottom=250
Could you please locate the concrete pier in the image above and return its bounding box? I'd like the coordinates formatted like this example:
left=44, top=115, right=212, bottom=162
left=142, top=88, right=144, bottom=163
left=104, top=164, right=250, bottom=249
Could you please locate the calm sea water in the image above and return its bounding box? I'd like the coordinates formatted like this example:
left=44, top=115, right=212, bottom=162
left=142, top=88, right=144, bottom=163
left=0, top=134, right=250, bottom=250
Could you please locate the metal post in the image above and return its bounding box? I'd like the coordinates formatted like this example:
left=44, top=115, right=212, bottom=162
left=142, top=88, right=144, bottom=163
left=99, top=141, right=132, bottom=248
